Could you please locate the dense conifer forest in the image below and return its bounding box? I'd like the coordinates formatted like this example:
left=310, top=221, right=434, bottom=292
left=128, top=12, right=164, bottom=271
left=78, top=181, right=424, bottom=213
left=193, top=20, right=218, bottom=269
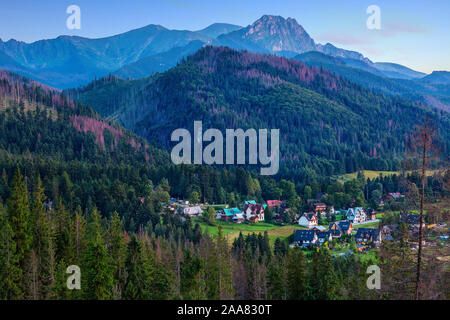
left=0, top=48, right=448, bottom=300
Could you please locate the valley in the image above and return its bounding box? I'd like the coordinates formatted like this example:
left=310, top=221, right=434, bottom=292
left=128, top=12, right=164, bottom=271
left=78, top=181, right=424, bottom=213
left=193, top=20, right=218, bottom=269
left=0, top=9, right=448, bottom=302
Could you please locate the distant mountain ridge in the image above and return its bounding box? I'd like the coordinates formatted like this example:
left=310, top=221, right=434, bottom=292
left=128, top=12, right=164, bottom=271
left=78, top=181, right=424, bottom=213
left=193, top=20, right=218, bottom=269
left=294, top=51, right=450, bottom=112
left=0, top=14, right=441, bottom=90
left=0, top=23, right=242, bottom=88
left=420, top=71, right=450, bottom=84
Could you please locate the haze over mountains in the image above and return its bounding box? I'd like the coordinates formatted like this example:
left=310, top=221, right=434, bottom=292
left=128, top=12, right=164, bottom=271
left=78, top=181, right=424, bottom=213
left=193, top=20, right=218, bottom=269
left=1, top=14, right=449, bottom=111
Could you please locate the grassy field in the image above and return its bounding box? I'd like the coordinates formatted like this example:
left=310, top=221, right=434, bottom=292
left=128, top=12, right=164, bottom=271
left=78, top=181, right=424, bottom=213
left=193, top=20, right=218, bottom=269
left=193, top=217, right=278, bottom=236
left=359, top=248, right=378, bottom=263
left=192, top=217, right=307, bottom=245
left=335, top=169, right=438, bottom=182
left=234, top=225, right=308, bottom=245
left=340, top=170, right=399, bottom=181
left=352, top=221, right=380, bottom=230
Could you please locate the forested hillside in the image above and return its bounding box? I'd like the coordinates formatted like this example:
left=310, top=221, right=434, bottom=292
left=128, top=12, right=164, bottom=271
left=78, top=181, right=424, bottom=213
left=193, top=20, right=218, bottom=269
left=67, top=46, right=450, bottom=183
left=0, top=70, right=388, bottom=301
left=0, top=70, right=312, bottom=228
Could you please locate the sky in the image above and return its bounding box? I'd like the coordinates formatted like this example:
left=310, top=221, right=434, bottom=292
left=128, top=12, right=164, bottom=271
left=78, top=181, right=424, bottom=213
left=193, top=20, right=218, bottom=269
left=0, top=0, right=448, bottom=73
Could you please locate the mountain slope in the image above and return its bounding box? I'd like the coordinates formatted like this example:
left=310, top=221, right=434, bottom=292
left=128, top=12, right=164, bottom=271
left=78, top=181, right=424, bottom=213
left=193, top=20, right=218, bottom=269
left=374, top=62, right=426, bottom=80
left=0, top=24, right=216, bottom=88
left=294, top=52, right=450, bottom=111
left=68, top=46, right=450, bottom=181
left=0, top=70, right=167, bottom=165
left=195, top=23, right=243, bottom=38
left=420, top=71, right=450, bottom=84
left=115, top=40, right=205, bottom=79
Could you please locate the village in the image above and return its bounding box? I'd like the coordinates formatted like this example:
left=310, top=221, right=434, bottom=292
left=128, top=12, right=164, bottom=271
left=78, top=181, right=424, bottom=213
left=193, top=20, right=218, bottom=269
left=164, top=191, right=448, bottom=257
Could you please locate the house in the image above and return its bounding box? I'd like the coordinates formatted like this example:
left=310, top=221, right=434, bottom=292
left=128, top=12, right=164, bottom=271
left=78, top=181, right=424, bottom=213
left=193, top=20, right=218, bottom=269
left=244, top=200, right=257, bottom=205
left=401, top=214, right=426, bottom=229
left=366, top=208, right=377, bottom=220
left=316, top=231, right=332, bottom=245
left=328, top=205, right=335, bottom=215
left=312, top=203, right=327, bottom=215
left=381, top=225, right=395, bottom=241
left=298, top=213, right=318, bottom=228
left=387, top=192, right=404, bottom=201
left=329, top=220, right=353, bottom=237
left=346, top=207, right=366, bottom=223
left=243, top=204, right=265, bottom=222
left=329, top=222, right=343, bottom=237
left=291, top=230, right=318, bottom=247
left=249, top=216, right=259, bottom=223
left=183, top=206, right=203, bottom=217
left=217, top=208, right=243, bottom=222
left=273, top=206, right=287, bottom=222
left=266, top=200, right=285, bottom=208
left=355, top=228, right=382, bottom=246
left=401, top=214, right=421, bottom=225
left=338, top=220, right=353, bottom=235
left=232, top=212, right=245, bottom=224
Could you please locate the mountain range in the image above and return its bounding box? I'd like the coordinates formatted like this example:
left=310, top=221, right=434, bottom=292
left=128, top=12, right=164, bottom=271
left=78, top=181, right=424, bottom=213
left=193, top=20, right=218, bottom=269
left=0, top=15, right=446, bottom=86
left=1, top=14, right=449, bottom=182
left=66, top=46, right=450, bottom=181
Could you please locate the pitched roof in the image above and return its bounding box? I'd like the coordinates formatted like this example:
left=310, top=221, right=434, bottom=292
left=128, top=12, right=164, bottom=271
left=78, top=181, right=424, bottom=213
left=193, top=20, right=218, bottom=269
left=294, top=230, right=316, bottom=242
left=266, top=200, right=284, bottom=207
left=355, top=228, right=380, bottom=241
left=232, top=213, right=244, bottom=220
left=329, top=220, right=352, bottom=236
left=388, top=192, right=403, bottom=199
left=313, top=202, right=327, bottom=207
left=317, top=231, right=331, bottom=239
left=402, top=214, right=421, bottom=224
left=337, top=220, right=352, bottom=231
left=303, top=213, right=317, bottom=221
left=184, top=206, right=203, bottom=214
left=223, top=207, right=243, bottom=216
left=244, top=203, right=265, bottom=214
left=329, top=225, right=342, bottom=236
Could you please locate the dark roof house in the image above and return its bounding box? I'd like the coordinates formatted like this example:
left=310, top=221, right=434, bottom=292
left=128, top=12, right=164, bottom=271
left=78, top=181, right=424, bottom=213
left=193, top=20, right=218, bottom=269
left=355, top=228, right=381, bottom=245
left=316, top=231, right=332, bottom=244
left=293, top=230, right=318, bottom=246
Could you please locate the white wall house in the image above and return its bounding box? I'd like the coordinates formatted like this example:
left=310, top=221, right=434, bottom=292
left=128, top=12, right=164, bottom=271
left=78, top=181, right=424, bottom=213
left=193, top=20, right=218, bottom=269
left=184, top=206, right=203, bottom=216
left=346, top=207, right=366, bottom=223
left=298, top=213, right=318, bottom=228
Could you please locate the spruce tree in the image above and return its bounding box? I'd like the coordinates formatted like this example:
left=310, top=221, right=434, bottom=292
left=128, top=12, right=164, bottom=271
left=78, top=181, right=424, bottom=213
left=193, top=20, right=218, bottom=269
left=0, top=205, right=22, bottom=299
left=108, top=211, right=126, bottom=298
left=81, top=208, right=113, bottom=300
left=123, top=235, right=150, bottom=299
left=31, top=177, right=53, bottom=299
left=287, top=248, right=306, bottom=299
left=7, top=168, right=31, bottom=293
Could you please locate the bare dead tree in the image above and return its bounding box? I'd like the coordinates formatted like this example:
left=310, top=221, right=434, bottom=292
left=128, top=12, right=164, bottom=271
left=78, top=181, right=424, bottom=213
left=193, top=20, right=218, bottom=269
left=406, top=117, right=437, bottom=300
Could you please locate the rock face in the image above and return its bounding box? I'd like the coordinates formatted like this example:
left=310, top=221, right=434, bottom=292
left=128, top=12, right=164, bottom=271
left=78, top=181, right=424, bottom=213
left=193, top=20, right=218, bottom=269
left=217, top=15, right=375, bottom=63
left=218, top=15, right=317, bottom=54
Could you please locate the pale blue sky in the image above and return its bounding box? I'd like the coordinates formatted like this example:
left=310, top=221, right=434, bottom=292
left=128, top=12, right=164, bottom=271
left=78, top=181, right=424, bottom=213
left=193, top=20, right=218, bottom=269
left=0, top=0, right=448, bottom=73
